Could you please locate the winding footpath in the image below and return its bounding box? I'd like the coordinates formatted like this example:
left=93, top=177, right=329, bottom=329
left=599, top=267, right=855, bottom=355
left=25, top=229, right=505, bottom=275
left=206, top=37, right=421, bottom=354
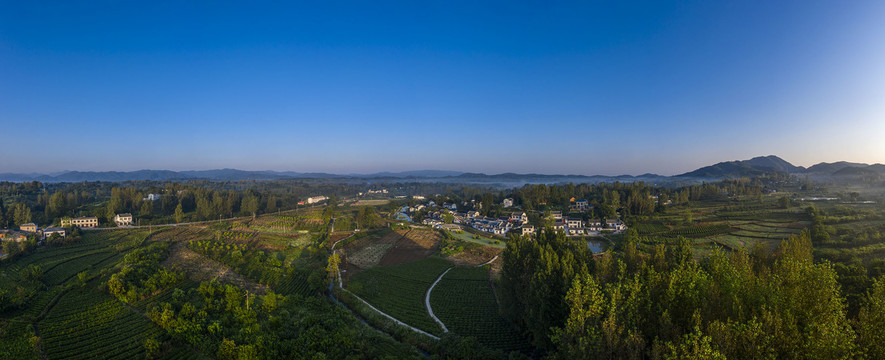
left=423, top=253, right=500, bottom=335
left=425, top=268, right=452, bottom=333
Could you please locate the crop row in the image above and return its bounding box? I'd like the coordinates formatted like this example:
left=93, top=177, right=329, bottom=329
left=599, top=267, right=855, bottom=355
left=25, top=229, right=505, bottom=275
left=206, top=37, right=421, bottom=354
left=346, top=257, right=452, bottom=335
left=275, top=271, right=314, bottom=297
left=633, top=223, right=670, bottom=235
left=429, top=267, right=529, bottom=352
left=41, top=288, right=165, bottom=360
left=41, top=251, right=117, bottom=286
left=659, top=224, right=733, bottom=238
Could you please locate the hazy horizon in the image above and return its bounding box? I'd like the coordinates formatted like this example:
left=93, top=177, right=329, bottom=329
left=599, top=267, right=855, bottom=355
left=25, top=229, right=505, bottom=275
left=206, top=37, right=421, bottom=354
left=2, top=2, right=884, bottom=175
left=3, top=154, right=882, bottom=178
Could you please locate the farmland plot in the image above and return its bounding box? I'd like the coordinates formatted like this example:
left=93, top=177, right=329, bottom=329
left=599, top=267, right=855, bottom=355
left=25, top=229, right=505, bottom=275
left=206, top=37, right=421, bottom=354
left=346, top=257, right=452, bottom=335
left=429, top=266, right=529, bottom=352
left=379, top=229, right=441, bottom=266
left=41, top=287, right=166, bottom=360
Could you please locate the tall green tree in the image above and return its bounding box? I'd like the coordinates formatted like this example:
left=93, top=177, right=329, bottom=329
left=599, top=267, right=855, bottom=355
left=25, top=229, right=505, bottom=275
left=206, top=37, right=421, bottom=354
left=13, top=202, right=31, bottom=227
left=174, top=203, right=184, bottom=223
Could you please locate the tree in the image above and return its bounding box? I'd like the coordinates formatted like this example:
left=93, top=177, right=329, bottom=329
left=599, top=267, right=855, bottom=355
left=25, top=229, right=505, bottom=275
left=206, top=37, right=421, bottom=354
left=241, top=195, right=259, bottom=219
left=174, top=203, right=184, bottom=224
left=2, top=240, right=22, bottom=259
left=326, top=253, right=341, bottom=282
left=356, top=206, right=378, bottom=228
left=139, top=201, right=153, bottom=217
left=144, top=338, right=160, bottom=359
left=778, top=196, right=791, bottom=209
left=217, top=338, right=237, bottom=360
left=857, top=278, right=885, bottom=359
left=12, top=203, right=31, bottom=227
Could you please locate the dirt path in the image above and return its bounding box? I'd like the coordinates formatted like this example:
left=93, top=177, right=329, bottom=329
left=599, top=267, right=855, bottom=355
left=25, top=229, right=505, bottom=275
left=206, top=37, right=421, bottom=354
left=162, top=242, right=267, bottom=295
left=476, top=254, right=499, bottom=267
left=425, top=268, right=451, bottom=333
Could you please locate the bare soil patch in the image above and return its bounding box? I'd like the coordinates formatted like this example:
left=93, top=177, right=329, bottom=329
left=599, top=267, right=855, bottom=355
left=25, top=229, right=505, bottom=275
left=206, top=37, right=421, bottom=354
left=341, top=230, right=403, bottom=273
left=379, top=229, right=441, bottom=266
left=447, top=246, right=502, bottom=267
left=162, top=241, right=267, bottom=295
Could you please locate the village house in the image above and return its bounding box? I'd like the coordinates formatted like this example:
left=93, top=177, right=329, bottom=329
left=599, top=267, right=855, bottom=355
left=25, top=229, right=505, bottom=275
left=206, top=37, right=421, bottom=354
left=114, top=213, right=133, bottom=227
left=568, top=227, right=585, bottom=236
left=570, top=199, right=591, bottom=213
left=522, top=225, right=536, bottom=236
left=553, top=221, right=566, bottom=231
left=143, top=193, right=162, bottom=201
left=444, top=203, right=458, bottom=211
left=606, top=219, right=627, bottom=231
left=467, top=210, right=480, bottom=219
left=566, top=218, right=584, bottom=229
left=550, top=211, right=563, bottom=220
left=20, top=223, right=38, bottom=233
left=0, top=229, right=28, bottom=242
left=61, top=217, right=99, bottom=228
left=510, top=212, right=527, bottom=223
left=423, top=219, right=443, bottom=227
left=42, top=227, right=66, bottom=239
left=502, top=198, right=514, bottom=208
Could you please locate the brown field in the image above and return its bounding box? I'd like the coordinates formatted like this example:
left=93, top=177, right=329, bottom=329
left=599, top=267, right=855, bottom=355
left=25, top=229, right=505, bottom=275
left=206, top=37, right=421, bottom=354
left=447, top=246, right=502, bottom=267
left=341, top=230, right=403, bottom=275
left=378, top=229, right=441, bottom=266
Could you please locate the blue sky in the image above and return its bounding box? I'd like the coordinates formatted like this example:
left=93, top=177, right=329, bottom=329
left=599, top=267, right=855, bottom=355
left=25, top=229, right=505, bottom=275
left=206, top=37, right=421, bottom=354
left=2, top=1, right=884, bottom=175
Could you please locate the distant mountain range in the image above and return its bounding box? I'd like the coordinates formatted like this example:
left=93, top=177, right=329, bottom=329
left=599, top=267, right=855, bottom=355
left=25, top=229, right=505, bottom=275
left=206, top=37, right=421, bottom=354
left=0, top=156, right=881, bottom=183
left=676, top=155, right=885, bottom=178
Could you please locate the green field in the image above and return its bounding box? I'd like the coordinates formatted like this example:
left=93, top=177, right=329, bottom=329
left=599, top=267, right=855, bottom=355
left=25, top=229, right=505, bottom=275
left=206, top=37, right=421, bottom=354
left=346, top=257, right=453, bottom=335
left=429, top=266, right=529, bottom=352
left=41, top=287, right=167, bottom=360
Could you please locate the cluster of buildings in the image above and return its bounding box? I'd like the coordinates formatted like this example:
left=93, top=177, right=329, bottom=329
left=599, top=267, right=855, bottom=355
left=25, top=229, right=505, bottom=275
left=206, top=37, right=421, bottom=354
left=359, top=189, right=388, bottom=196
left=58, top=213, right=133, bottom=228
left=403, top=196, right=628, bottom=238
left=552, top=216, right=626, bottom=236
left=1, top=222, right=67, bottom=242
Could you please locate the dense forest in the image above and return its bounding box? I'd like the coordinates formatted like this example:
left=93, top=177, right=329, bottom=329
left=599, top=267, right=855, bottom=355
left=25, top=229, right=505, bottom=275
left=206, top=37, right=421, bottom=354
left=0, top=180, right=493, bottom=229
left=501, top=229, right=885, bottom=359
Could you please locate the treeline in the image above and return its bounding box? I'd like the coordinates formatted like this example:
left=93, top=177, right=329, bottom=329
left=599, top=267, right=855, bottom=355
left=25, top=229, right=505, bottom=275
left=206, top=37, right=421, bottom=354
left=501, top=230, right=885, bottom=359
left=0, top=179, right=493, bottom=229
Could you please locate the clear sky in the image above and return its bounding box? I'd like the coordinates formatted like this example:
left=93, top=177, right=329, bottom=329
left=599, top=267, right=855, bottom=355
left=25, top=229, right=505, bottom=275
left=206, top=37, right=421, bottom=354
left=2, top=1, right=884, bottom=175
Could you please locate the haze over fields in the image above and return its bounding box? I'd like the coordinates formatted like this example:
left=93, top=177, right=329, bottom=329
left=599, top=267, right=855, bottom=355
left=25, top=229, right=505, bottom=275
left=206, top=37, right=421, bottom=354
left=2, top=2, right=884, bottom=174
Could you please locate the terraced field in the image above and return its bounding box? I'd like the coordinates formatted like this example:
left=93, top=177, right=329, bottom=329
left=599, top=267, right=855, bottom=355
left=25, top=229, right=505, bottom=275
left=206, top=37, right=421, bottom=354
left=41, top=287, right=166, bottom=360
